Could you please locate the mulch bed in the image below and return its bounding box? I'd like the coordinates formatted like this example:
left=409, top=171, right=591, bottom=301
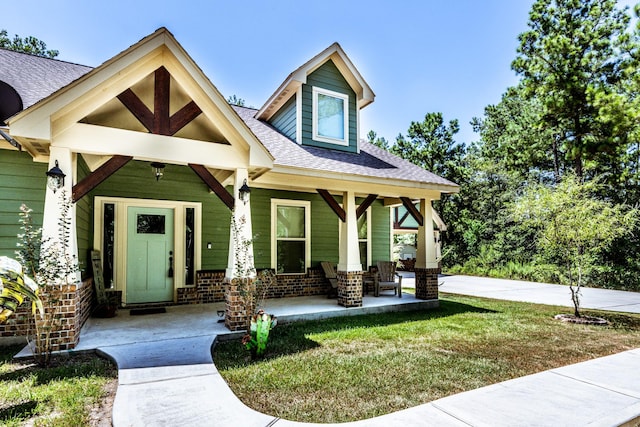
left=554, top=313, right=608, bottom=325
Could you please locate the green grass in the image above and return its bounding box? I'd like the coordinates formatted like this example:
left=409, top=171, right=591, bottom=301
left=0, top=346, right=116, bottom=426
left=213, top=293, right=640, bottom=423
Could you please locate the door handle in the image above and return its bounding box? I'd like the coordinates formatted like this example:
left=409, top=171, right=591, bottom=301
left=168, top=251, right=174, bottom=278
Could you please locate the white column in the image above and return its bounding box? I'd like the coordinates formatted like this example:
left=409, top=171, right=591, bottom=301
left=41, top=146, right=80, bottom=284
left=226, top=168, right=255, bottom=280
left=415, top=199, right=438, bottom=269
left=337, top=190, right=362, bottom=272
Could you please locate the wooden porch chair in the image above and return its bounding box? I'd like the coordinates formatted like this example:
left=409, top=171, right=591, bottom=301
left=374, top=261, right=402, bottom=298
left=320, top=261, right=338, bottom=298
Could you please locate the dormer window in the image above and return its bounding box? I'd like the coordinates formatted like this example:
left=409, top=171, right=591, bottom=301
left=312, top=86, right=349, bottom=146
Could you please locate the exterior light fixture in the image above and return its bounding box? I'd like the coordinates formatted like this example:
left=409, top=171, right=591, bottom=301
left=239, top=179, right=251, bottom=204
left=151, top=162, right=165, bottom=181
left=45, top=160, right=66, bottom=193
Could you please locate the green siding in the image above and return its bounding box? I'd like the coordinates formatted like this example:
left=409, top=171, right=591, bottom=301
left=269, top=94, right=297, bottom=140
left=0, top=150, right=46, bottom=258
left=250, top=188, right=340, bottom=269
left=90, top=160, right=232, bottom=270
left=301, top=60, right=358, bottom=153
left=76, top=156, right=93, bottom=278
left=370, top=199, right=391, bottom=265
left=250, top=190, right=391, bottom=270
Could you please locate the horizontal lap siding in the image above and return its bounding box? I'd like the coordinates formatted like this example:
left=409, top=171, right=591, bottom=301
left=250, top=189, right=340, bottom=269
left=0, top=150, right=46, bottom=257
left=89, top=160, right=231, bottom=270
left=269, top=95, right=296, bottom=141
left=76, top=156, right=93, bottom=278
left=301, top=60, right=357, bottom=153
left=370, top=199, right=391, bottom=264
left=251, top=191, right=391, bottom=270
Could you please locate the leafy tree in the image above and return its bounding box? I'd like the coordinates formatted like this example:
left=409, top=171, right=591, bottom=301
left=0, top=29, right=58, bottom=58
left=511, top=175, right=638, bottom=317
left=471, top=85, right=562, bottom=183
left=366, top=130, right=389, bottom=150
left=227, top=95, right=246, bottom=107
left=392, top=112, right=466, bottom=183
left=512, top=0, right=634, bottom=178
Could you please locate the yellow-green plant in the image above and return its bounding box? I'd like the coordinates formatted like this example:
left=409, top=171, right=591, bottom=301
left=0, top=256, right=43, bottom=323
left=511, top=175, right=639, bottom=317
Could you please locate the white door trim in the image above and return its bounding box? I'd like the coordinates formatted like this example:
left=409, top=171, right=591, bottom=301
left=93, top=196, right=202, bottom=304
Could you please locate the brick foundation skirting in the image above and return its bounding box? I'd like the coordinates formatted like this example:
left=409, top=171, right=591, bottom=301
left=337, top=271, right=363, bottom=308
left=179, top=268, right=332, bottom=306
left=414, top=267, right=440, bottom=300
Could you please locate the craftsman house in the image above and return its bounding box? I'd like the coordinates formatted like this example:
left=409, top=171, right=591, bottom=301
left=0, top=28, right=458, bottom=349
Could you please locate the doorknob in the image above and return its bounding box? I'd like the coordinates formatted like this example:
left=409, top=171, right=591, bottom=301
left=168, top=251, right=174, bottom=278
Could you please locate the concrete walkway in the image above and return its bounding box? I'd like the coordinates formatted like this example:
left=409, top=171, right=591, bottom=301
left=96, top=276, right=640, bottom=427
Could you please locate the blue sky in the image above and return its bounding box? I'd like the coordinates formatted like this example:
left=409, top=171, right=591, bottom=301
left=2, top=1, right=636, bottom=145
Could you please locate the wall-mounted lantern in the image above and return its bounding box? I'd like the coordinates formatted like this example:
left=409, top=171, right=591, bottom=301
left=239, top=179, right=251, bottom=204
left=151, top=162, right=166, bottom=181
left=45, top=160, right=66, bottom=193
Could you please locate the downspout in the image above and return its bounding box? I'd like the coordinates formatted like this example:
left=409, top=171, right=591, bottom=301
left=0, top=128, right=21, bottom=150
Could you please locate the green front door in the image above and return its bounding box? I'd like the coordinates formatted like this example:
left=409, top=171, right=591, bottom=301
left=126, top=206, right=174, bottom=303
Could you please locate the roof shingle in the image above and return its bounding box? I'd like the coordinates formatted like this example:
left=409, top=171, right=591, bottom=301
left=234, top=105, right=458, bottom=189
left=0, top=48, right=91, bottom=110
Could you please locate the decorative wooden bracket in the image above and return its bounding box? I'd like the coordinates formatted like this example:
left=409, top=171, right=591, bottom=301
left=72, top=155, right=133, bottom=202
left=189, top=164, right=235, bottom=210
left=400, top=197, right=424, bottom=227
left=117, top=66, right=202, bottom=136
left=394, top=208, right=412, bottom=229
left=317, top=189, right=345, bottom=222
left=356, top=194, right=378, bottom=219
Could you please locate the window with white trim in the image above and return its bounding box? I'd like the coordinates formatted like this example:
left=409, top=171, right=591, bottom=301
left=357, top=210, right=371, bottom=270
left=271, top=200, right=311, bottom=274
left=312, top=86, right=349, bottom=146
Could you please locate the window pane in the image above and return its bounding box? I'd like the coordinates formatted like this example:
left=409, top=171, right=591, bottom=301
left=317, top=93, right=344, bottom=140
left=137, top=214, right=165, bottom=234
left=185, top=208, right=195, bottom=285
left=102, top=203, right=115, bottom=288
left=277, top=206, right=305, bottom=238
left=357, top=214, right=367, bottom=240
left=277, top=240, right=306, bottom=273
left=359, top=241, right=368, bottom=270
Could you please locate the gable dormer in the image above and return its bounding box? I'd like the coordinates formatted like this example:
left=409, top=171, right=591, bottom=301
left=256, top=43, right=374, bottom=154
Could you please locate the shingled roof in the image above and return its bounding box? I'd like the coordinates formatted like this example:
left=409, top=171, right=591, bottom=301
left=234, top=105, right=458, bottom=190
left=0, top=45, right=458, bottom=192
left=0, top=48, right=91, bottom=110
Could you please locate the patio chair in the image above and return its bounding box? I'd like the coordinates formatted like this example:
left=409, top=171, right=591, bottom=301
left=320, top=261, right=339, bottom=298
left=374, top=261, right=402, bottom=298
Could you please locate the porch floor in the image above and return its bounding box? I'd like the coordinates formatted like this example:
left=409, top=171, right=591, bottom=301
left=75, top=290, right=436, bottom=351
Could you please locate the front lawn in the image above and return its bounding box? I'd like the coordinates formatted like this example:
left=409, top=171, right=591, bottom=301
left=0, top=346, right=117, bottom=426
left=213, top=293, right=640, bottom=423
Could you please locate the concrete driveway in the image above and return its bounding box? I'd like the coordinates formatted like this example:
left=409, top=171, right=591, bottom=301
left=438, top=274, right=640, bottom=314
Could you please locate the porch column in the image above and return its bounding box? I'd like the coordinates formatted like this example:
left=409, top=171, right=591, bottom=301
left=415, top=199, right=440, bottom=300
left=337, top=190, right=363, bottom=307
left=225, top=168, right=255, bottom=280
left=225, top=168, right=255, bottom=331
left=42, top=146, right=81, bottom=284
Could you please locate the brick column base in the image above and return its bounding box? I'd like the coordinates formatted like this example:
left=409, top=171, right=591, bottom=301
left=415, top=267, right=440, bottom=300
left=337, top=271, right=363, bottom=308
left=224, top=279, right=250, bottom=332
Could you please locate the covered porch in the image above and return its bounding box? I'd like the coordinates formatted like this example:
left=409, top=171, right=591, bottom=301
left=74, top=277, right=434, bottom=351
